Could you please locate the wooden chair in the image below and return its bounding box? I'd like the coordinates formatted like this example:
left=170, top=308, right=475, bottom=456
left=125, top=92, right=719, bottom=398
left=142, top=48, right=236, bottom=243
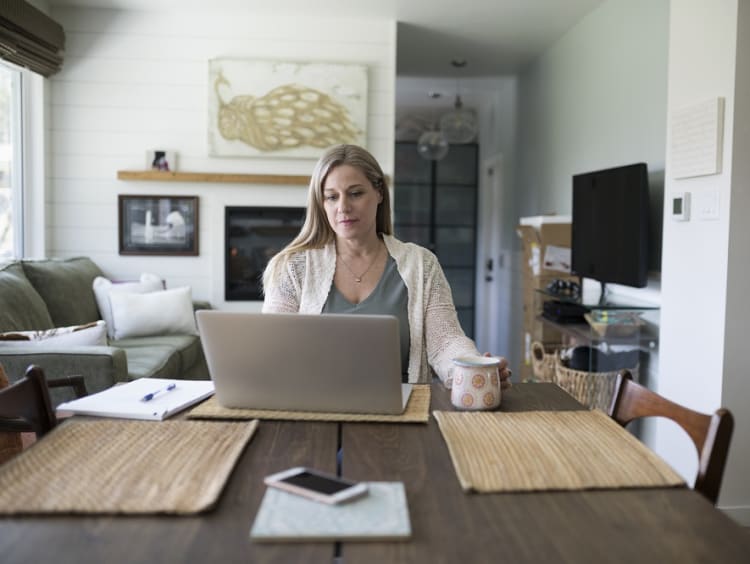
left=0, top=365, right=87, bottom=439
left=0, top=365, right=57, bottom=438
left=609, top=370, right=734, bottom=505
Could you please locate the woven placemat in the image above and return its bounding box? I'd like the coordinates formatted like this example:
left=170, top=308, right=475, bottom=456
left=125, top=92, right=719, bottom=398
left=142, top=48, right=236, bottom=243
left=0, top=419, right=257, bottom=514
left=187, top=385, right=430, bottom=423
left=434, top=409, right=685, bottom=493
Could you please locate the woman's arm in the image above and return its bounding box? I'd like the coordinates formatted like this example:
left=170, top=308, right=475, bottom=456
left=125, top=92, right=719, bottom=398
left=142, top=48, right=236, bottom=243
left=423, top=259, right=512, bottom=387
left=262, top=256, right=302, bottom=313
left=422, top=255, right=480, bottom=384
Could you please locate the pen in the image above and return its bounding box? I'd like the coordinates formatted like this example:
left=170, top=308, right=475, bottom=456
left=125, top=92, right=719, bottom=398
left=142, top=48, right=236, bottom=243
left=140, top=383, right=177, bottom=402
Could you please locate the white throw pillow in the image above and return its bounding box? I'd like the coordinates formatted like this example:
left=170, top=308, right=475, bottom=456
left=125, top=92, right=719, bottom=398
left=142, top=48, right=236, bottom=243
left=93, top=273, right=163, bottom=339
left=109, top=286, right=198, bottom=340
left=0, top=320, right=107, bottom=348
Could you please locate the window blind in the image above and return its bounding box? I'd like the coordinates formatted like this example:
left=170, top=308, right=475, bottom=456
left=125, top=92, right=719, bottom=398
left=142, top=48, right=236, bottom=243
left=0, top=0, right=65, bottom=77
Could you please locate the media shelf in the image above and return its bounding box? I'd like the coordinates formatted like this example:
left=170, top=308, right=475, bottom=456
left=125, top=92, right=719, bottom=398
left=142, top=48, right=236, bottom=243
left=535, top=288, right=660, bottom=351
left=536, top=315, right=659, bottom=349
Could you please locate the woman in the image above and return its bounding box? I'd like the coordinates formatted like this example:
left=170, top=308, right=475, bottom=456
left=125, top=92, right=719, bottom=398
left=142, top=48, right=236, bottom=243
left=263, top=144, right=511, bottom=386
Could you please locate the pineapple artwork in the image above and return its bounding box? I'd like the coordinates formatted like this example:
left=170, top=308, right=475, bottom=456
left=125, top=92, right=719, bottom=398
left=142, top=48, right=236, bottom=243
left=209, top=60, right=368, bottom=158
left=214, top=75, right=359, bottom=151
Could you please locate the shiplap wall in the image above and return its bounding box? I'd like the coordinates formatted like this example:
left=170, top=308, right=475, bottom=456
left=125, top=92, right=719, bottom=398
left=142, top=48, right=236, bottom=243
left=48, top=7, right=396, bottom=309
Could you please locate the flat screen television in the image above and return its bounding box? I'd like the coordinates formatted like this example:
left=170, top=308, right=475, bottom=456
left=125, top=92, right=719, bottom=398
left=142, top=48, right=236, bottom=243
left=571, top=163, right=649, bottom=292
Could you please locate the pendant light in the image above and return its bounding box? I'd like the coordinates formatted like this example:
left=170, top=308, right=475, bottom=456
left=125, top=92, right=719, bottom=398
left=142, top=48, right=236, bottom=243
left=439, top=59, right=478, bottom=144
left=417, top=128, right=449, bottom=161
left=416, top=92, right=449, bottom=161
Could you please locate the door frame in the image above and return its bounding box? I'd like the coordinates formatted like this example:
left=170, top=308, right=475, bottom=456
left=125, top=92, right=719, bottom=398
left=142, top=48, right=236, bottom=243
left=475, top=153, right=508, bottom=355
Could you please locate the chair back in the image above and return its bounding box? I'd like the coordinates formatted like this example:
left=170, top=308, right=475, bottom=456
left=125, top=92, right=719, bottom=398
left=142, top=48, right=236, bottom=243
left=609, top=370, right=734, bottom=505
left=0, top=365, right=57, bottom=438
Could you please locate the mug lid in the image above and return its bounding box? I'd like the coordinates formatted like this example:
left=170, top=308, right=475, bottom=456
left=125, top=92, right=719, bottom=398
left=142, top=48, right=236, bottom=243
left=452, top=355, right=502, bottom=368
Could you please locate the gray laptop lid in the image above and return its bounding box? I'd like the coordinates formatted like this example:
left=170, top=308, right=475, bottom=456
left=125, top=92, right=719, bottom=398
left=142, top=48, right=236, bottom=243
left=196, top=311, right=412, bottom=415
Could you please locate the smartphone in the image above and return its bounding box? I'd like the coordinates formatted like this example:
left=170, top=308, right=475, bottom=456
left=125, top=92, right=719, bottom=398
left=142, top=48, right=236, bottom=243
left=264, top=467, right=368, bottom=505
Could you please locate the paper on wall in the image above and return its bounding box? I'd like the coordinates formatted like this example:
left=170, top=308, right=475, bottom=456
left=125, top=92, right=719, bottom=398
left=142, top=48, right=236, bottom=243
left=530, top=244, right=541, bottom=276
left=543, top=245, right=571, bottom=273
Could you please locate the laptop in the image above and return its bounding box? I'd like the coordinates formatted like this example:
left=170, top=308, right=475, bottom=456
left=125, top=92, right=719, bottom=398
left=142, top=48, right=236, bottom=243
left=196, top=311, right=413, bottom=415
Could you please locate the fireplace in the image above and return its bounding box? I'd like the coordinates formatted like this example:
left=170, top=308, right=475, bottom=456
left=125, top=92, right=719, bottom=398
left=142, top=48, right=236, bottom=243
left=225, top=206, right=305, bottom=300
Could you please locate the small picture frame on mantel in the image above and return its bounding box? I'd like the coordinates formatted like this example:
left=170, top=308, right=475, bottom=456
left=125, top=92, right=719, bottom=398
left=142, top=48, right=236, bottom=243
left=146, top=149, right=177, bottom=172
left=119, top=195, right=199, bottom=256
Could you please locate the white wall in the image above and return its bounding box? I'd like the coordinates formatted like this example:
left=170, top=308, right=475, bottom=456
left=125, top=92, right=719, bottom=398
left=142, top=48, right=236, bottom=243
left=515, top=0, right=668, bottom=218
left=659, top=0, right=749, bottom=523
left=47, top=6, right=396, bottom=309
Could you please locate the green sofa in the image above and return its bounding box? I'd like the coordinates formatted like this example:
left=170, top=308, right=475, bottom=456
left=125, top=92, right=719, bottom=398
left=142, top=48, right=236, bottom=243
left=0, top=257, right=209, bottom=405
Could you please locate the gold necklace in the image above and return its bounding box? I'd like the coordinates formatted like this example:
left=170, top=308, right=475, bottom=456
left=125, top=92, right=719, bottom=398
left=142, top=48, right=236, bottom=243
left=337, top=243, right=382, bottom=283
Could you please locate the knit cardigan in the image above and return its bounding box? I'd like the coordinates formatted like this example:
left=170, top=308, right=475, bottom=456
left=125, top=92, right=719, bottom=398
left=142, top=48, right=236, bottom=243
left=262, top=234, right=479, bottom=384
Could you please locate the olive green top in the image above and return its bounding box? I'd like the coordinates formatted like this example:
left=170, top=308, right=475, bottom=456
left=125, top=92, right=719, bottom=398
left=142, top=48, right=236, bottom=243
left=323, top=255, right=410, bottom=381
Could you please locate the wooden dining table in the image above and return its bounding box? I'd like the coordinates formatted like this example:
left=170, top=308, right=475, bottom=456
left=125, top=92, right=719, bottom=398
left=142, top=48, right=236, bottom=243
left=1, top=382, right=748, bottom=563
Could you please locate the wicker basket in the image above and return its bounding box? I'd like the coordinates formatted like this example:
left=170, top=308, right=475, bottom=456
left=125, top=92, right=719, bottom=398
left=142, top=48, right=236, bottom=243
left=530, top=341, right=563, bottom=383
left=554, top=361, right=639, bottom=412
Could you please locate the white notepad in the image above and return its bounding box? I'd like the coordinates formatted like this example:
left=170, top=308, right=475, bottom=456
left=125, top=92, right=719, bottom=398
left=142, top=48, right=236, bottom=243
left=250, top=482, right=411, bottom=542
left=56, top=378, right=215, bottom=421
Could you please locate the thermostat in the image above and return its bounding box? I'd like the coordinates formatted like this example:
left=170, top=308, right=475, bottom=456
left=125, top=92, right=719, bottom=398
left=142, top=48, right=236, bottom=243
left=671, top=192, right=690, bottom=221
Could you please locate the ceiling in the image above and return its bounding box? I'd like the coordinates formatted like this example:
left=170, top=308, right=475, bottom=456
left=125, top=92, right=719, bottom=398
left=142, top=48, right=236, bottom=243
left=47, top=0, right=604, bottom=76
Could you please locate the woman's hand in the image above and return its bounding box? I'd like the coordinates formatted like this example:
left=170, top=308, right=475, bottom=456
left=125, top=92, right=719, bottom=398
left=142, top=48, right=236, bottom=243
left=484, top=352, right=512, bottom=390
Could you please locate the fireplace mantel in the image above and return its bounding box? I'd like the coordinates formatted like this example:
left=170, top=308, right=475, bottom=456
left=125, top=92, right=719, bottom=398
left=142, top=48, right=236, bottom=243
left=117, top=170, right=310, bottom=185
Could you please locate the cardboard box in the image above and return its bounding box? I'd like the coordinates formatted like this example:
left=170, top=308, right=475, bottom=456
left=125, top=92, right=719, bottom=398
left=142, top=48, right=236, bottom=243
left=517, top=216, right=577, bottom=381
left=516, top=217, right=573, bottom=279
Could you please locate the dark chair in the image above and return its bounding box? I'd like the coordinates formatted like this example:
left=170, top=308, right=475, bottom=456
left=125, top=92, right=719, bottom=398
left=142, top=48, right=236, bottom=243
left=609, top=370, right=734, bottom=505
left=0, top=365, right=87, bottom=439
left=47, top=373, right=88, bottom=400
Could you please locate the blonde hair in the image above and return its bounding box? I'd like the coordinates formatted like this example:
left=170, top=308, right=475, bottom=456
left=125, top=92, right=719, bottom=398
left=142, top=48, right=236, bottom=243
left=262, top=144, right=392, bottom=291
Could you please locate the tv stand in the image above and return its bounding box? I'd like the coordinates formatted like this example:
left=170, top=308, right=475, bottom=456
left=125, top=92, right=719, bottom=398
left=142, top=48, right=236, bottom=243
left=535, top=287, right=660, bottom=349
left=533, top=288, right=659, bottom=413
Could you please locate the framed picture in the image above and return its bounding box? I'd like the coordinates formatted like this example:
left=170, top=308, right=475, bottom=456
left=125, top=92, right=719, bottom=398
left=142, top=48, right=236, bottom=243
left=208, top=58, right=368, bottom=159
left=146, top=149, right=177, bottom=172
left=118, top=195, right=199, bottom=256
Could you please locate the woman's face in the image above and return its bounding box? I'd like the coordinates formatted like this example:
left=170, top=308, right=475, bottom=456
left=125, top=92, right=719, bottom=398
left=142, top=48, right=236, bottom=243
left=322, top=164, right=382, bottom=242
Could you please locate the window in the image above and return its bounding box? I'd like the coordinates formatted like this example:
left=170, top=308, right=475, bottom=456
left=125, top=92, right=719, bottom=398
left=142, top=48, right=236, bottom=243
left=0, top=62, right=22, bottom=259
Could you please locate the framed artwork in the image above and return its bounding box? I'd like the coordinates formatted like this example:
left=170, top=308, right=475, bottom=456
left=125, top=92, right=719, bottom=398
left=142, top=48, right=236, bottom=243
left=208, top=58, right=368, bottom=159
left=118, top=195, right=199, bottom=256
left=146, top=149, right=177, bottom=172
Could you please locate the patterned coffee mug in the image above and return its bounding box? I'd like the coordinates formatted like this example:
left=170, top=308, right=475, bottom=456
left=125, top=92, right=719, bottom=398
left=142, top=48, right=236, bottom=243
left=450, top=356, right=502, bottom=410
